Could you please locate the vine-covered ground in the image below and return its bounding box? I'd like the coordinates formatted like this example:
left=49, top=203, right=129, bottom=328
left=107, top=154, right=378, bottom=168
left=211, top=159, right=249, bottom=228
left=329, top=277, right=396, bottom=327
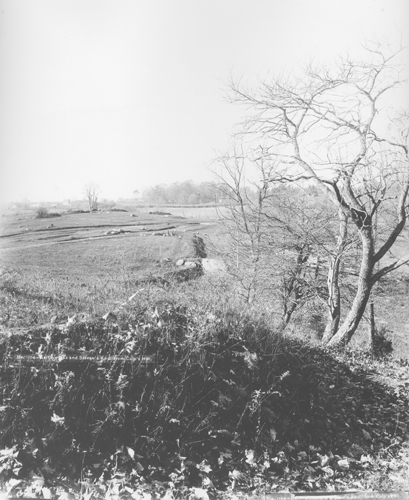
left=1, top=297, right=409, bottom=499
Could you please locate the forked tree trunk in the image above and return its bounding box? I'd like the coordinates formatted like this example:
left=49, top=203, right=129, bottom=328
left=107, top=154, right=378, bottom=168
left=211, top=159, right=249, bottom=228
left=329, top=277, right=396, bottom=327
left=321, top=210, right=347, bottom=344
left=326, top=227, right=374, bottom=347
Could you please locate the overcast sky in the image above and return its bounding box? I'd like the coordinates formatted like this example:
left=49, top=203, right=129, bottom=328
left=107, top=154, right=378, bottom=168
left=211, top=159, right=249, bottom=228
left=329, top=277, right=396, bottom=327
left=0, top=0, right=408, bottom=203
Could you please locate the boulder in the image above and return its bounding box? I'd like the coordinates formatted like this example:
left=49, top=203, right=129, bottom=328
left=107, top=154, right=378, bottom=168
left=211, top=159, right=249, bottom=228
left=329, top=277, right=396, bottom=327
left=201, top=258, right=227, bottom=274
left=176, top=259, right=185, bottom=266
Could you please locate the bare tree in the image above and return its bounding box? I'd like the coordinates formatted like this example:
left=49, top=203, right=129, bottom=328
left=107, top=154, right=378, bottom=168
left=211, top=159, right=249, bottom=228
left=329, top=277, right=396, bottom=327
left=320, top=208, right=349, bottom=343
left=228, top=45, right=409, bottom=346
left=84, top=183, right=99, bottom=212
left=214, top=146, right=335, bottom=326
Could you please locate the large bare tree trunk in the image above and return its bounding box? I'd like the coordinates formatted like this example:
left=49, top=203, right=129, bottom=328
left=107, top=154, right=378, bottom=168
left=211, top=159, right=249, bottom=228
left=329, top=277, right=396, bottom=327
left=326, top=175, right=409, bottom=347
left=326, top=228, right=374, bottom=347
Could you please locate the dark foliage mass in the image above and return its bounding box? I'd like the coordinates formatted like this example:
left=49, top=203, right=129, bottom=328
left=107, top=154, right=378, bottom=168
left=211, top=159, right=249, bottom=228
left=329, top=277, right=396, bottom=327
left=0, top=302, right=408, bottom=497
left=193, top=235, right=207, bottom=258
left=35, top=206, right=61, bottom=219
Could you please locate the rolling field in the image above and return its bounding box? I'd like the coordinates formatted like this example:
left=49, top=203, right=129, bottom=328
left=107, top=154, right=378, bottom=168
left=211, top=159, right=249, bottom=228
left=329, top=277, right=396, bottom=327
left=0, top=204, right=408, bottom=356
left=0, top=205, right=226, bottom=327
left=0, top=206, right=224, bottom=275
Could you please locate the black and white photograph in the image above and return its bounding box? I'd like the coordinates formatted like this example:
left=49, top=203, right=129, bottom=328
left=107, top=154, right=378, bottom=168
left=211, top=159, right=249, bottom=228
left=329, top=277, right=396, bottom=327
left=0, top=1, right=409, bottom=498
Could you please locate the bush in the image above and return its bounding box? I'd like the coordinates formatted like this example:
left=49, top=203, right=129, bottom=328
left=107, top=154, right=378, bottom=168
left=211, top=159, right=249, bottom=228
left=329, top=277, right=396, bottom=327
left=35, top=207, right=61, bottom=219
left=372, top=324, right=393, bottom=358
left=193, top=234, right=207, bottom=258
left=35, top=206, right=49, bottom=218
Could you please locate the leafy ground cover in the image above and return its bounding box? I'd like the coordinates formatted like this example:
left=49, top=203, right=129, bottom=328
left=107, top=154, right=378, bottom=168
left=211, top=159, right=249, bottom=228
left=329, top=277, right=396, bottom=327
left=0, top=286, right=409, bottom=498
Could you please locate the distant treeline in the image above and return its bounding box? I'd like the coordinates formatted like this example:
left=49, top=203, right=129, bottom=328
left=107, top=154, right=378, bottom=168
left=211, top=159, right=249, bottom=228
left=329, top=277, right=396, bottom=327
left=139, top=180, right=324, bottom=206
left=139, top=181, right=226, bottom=205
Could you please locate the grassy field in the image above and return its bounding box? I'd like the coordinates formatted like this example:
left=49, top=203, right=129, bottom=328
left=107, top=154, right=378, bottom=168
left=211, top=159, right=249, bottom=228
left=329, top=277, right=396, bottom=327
left=0, top=205, right=227, bottom=326
left=0, top=207, right=225, bottom=271
left=1, top=204, right=408, bottom=355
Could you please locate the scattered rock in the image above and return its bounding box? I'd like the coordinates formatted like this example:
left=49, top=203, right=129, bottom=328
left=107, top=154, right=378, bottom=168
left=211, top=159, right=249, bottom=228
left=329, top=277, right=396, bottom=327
left=105, top=228, right=125, bottom=235
left=151, top=230, right=177, bottom=237
left=184, top=261, right=197, bottom=269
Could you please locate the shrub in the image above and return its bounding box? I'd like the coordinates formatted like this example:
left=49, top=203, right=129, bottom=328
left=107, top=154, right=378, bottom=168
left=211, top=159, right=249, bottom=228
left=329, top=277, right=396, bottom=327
left=192, top=234, right=207, bottom=258
left=35, top=207, right=61, bottom=219
left=372, top=324, right=393, bottom=358
left=35, top=206, right=49, bottom=218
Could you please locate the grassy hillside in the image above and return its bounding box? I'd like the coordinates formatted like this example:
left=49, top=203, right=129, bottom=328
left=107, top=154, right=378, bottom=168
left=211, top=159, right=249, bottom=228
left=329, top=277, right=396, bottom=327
left=0, top=206, right=409, bottom=498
